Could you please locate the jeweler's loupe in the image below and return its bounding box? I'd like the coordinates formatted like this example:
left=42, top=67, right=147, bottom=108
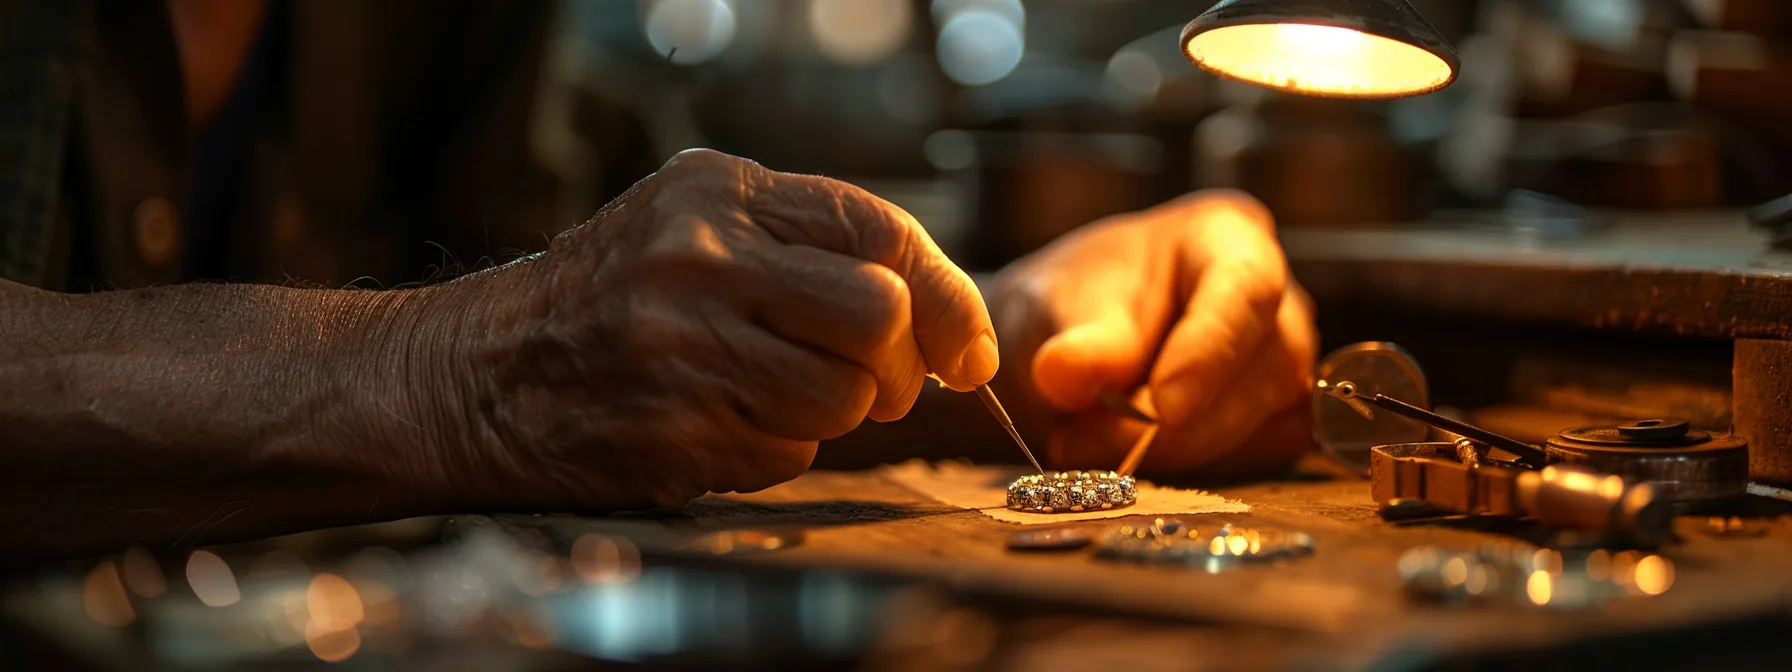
left=1312, top=342, right=1431, bottom=474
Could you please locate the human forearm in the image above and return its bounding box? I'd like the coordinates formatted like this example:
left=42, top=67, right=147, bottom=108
left=0, top=279, right=450, bottom=560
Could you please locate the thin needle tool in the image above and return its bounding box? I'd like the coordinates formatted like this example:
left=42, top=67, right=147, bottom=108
left=928, top=373, right=1045, bottom=475
left=973, top=385, right=1046, bottom=476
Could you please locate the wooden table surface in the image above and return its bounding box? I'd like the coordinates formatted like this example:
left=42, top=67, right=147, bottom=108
left=483, top=457, right=1792, bottom=666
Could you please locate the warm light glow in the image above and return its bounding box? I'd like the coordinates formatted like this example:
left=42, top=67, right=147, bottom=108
left=83, top=562, right=136, bottom=627
left=1184, top=22, right=1452, bottom=98
left=1226, top=535, right=1249, bottom=555
left=1441, top=558, right=1468, bottom=587
left=121, top=546, right=167, bottom=598
left=571, top=534, right=642, bottom=583
left=1585, top=549, right=1611, bottom=581
left=306, top=621, right=362, bottom=662
left=810, top=0, right=912, bottom=65
left=186, top=551, right=241, bottom=607
left=1464, top=564, right=1491, bottom=596
left=1531, top=549, right=1563, bottom=575
left=1526, top=570, right=1553, bottom=606
left=1599, top=475, right=1626, bottom=499
left=307, top=573, right=365, bottom=633
left=504, top=607, right=559, bottom=649
left=358, top=582, right=401, bottom=628
left=1611, top=551, right=1641, bottom=586
left=1633, top=555, right=1675, bottom=596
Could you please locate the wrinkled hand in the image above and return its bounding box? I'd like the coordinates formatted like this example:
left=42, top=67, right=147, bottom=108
left=985, top=190, right=1318, bottom=478
left=415, top=149, right=995, bottom=510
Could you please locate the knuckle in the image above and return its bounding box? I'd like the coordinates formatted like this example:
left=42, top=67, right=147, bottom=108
left=854, top=263, right=913, bottom=334
left=804, top=368, right=877, bottom=439
left=663, top=147, right=742, bottom=173
left=1185, top=188, right=1275, bottom=228
left=642, top=216, right=737, bottom=272
left=1223, top=259, right=1288, bottom=309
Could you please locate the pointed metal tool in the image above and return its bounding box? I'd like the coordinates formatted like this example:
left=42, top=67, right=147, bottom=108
left=973, top=385, right=1046, bottom=476
left=930, top=374, right=1045, bottom=475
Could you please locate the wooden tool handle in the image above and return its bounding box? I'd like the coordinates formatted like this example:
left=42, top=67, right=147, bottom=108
left=1117, top=424, right=1159, bottom=477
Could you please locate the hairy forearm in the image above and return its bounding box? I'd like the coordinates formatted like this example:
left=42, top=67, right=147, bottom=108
left=0, top=280, right=442, bottom=561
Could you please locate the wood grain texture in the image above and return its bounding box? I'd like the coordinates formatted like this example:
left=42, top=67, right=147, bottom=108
left=481, top=457, right=1792, bottom=662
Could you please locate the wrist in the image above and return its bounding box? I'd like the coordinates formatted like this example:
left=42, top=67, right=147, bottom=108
left=354, top=259, right=552, bottom=513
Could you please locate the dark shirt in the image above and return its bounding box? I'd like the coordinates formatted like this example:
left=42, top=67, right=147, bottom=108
left=0, top=0, right=657, bottom=292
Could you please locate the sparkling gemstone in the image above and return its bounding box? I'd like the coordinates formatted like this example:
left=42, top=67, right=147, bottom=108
left=1008, top=485, right=1032, bottom=508
left=1026, top=487, right=1048, bottom=509
left=1118, top=480, right=1136, bottom=501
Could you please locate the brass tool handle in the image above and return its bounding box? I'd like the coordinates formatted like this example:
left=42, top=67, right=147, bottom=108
left=1099, top=389, right=1159, bottom=477
left=1117, top=425, right=1158, bottom=477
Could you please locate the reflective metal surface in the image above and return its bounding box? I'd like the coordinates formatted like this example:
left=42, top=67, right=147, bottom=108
left=1313, top=341, right=1431, bottom=474
left=1399, top=543, right=1676, bottom=609
left=1005, top=529, right=1094, bottom=551
left=1093, top=520, right=1316, bottom=571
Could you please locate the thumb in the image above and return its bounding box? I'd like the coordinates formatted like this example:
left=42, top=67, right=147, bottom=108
left=1031, top=309, right=1154, bottom=413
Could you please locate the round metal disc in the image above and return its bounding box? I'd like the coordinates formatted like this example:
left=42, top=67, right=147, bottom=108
left=1545, top=430, right=1748, bottom=506
left=1312, top=342, right=1431, bottom=474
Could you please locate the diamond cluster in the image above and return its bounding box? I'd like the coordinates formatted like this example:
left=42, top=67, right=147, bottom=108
left=1006, top=470, right=1137, bottom=513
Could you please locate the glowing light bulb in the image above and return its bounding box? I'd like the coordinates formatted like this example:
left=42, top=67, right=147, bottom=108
left=1276, top=23, right=1363, bottom=56
left=1184, top=22, right=1454, bottom=98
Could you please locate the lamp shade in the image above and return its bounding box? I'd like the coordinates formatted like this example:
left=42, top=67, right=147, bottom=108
left=1181, top=0, right=1460, bottom=99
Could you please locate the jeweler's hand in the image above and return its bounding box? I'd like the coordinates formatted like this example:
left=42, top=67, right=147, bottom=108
left=984, top=190, right=1318, bottom=478
left=409, top=149, right=996, bottom=510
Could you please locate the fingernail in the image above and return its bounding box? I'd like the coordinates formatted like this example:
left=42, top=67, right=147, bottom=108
left=959, top=330, right=999, bottom=385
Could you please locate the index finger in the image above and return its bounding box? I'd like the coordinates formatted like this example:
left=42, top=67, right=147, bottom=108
left=1146, top=192, right=1288, bottom=425
left=745, top=165, right=998, bottom=392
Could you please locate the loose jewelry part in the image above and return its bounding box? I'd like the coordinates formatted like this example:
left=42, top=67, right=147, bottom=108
left=1006, top=471, right=1137, bottom=513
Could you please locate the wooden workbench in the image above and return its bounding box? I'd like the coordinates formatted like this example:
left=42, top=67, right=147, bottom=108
left=474, top=457, right=1792, bottom=669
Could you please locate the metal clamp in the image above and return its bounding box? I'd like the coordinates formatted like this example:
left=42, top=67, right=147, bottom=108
left=1370, top=442, right=1673, bottom=546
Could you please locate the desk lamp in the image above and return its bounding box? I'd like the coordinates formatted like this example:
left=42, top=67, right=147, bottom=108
left=1180, top=0, right=1459, bottom=99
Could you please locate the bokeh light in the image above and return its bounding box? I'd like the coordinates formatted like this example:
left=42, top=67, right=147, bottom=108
left=306, top=621, right=362, bottom=662
left=1633, top=555, right=1676, bottom=596
left=643, top=0, right=737, bottom=65
left=935, top=10, right=1024, bottom=86
left=1103, top=49, right=1163, bottom=110
left=1526, top=570, right=1553, bottom=606
left=571, top=534, right=642, bottom=584
left=186, top=550, right=241, bottom=607
left=83, top=562, right=135, bottom=627
left=307, top=573, right=365, bottom=633
left=121, top=546, right=166, bottom=598
left=809, top=0, right=912, bottom=66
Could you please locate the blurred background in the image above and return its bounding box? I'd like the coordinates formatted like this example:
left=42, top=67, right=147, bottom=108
left=542, top=0, right=1792, bottom=273
left=12, top=0, right=1792, bottom=668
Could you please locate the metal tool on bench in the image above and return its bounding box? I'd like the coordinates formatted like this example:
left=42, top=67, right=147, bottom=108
left=1315, top=342, right=1749, bottom=505
left=1308, top=341, right=1751, bottom=545
left=1370, top=440, right=1675, bottom=546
